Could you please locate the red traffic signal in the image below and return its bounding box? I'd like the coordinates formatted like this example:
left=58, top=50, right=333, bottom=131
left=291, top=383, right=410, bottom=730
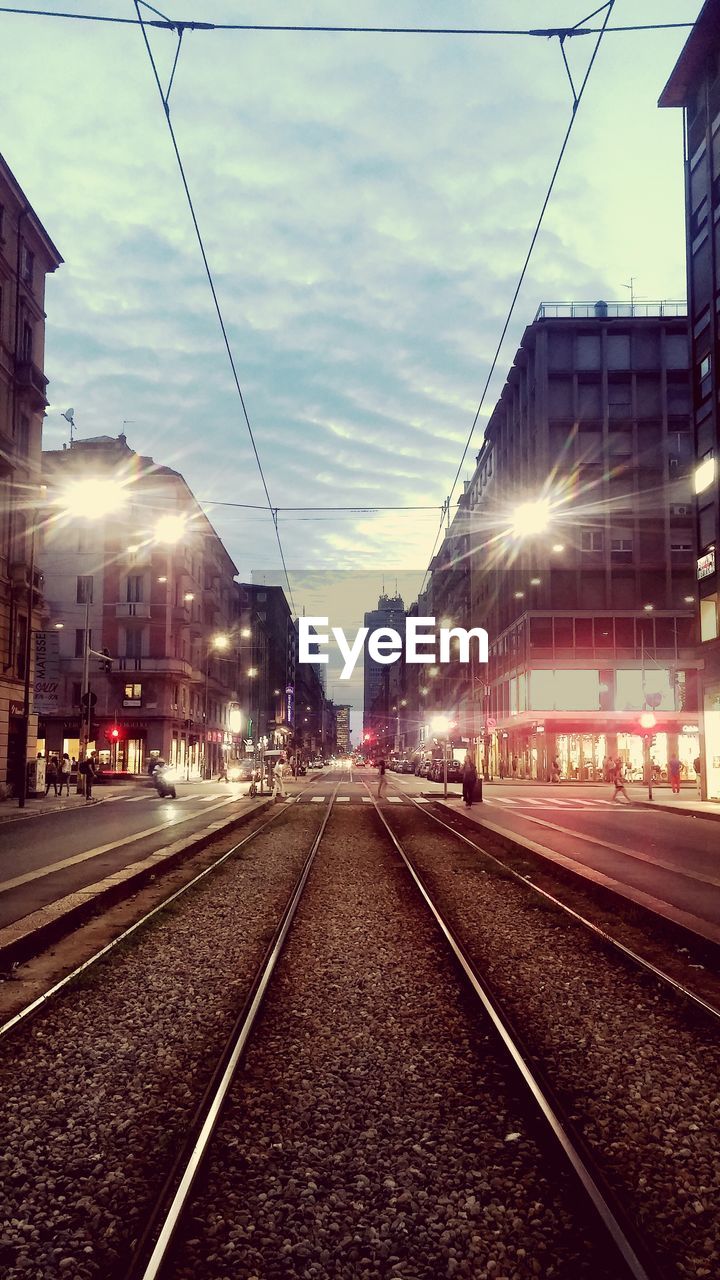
left=639, top=712, right=656, bottom=731
left=107, top=725, right=121, bottom=741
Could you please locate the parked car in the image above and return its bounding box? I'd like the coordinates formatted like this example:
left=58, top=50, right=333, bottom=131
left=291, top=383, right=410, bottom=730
left=228, top=758, right=256, bottom=782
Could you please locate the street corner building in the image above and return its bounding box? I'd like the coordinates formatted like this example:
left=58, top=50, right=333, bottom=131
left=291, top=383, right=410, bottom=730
left=0, top=153, right=63, bottom=796
left=660, top=0, right=720, bottom=799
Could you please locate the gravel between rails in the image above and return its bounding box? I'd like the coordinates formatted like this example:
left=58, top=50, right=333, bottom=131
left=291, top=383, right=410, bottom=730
left=385, top=806, right=720, bottom=1280
left=0, top=805, right=325, bottom=1280
left=168, top=808, right=619, bottom=1280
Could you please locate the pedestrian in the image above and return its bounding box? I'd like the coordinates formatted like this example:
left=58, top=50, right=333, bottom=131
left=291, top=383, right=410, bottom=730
left=668, top=753, right=681, bottom=795
left=45, top=755, right=59, bottom=796
left=611, top=757, right=631, bottom=803
left=693, top=754, right=702, bottom=797
left=550, top=756, right=561, bottom=784
left=81, top=753, right=97, bottom=802
left=377, top=757, right=387, bottom=801
left=462, top=753, right=477, bottom=807
left=511, top=754, right=518, bottom=778
left=218, top=758, right=229, bottom=783
left=272, top=754, right=287, bottom=801
left=499, top=759, right=506, bottom=780
left=59, top=752, right=72, bottom=796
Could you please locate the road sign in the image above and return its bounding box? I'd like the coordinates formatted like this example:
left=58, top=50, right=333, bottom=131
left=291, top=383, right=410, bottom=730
left=486, top=717, right=497, bottom=730
left=80, top=691, right=97, bottom=709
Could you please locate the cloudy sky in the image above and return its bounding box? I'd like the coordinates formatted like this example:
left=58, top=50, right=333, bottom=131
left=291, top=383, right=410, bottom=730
left=4, top=1, right=693, bottom=614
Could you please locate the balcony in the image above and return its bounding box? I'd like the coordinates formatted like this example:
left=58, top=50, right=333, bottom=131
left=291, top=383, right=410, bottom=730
left=116, top=602, right=151, bottom=619
left=14, top=359, right=49, bottom=411
left=113, top=656, right=193, bottom=677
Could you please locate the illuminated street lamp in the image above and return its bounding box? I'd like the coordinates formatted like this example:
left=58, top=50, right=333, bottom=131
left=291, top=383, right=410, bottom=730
left=154, top=513, right=186, bottom=544
left=510, top=497, right=552, bottom=539
left=55, top=476, right=128, bottom=520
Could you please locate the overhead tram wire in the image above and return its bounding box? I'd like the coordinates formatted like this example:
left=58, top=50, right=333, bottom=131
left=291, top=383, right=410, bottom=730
left=420, top=0, right=617, bottom=591
left=130, top=0, right=296, bottom=615
left=0, top=7, right=694, bottom=36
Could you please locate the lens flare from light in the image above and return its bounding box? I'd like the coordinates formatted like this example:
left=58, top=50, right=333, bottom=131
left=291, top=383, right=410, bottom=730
left=510, top=498, right=552, bottom=539
left=56, top=477, right=128, bottom=520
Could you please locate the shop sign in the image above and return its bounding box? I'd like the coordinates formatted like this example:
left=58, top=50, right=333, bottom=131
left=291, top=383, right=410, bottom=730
left=33, top=630, right=61, bottom=715
left=10, top=702, right=23, bottom=716
left=682, top=724, right=699, bottom=734
left=697, top=549, right=716, bottom=580
left=286, top=683, right=295, bottom=725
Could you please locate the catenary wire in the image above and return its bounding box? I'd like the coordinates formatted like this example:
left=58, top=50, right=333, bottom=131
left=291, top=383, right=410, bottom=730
left=131, top=0, right=296, bottom=614
left=420, top=0, right=617, bottom=591
left=0, top=7, right=693, bottom=36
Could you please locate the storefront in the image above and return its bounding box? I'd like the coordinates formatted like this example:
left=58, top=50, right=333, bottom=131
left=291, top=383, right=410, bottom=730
left=494, top=717, right=700, bottom=783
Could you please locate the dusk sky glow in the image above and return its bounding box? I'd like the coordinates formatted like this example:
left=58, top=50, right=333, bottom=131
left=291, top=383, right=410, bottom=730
left=3, top=0, right=693, bottom=597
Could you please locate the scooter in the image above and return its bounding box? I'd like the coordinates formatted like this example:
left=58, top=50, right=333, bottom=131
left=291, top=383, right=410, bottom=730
left=153, top=765, right=177, bottom=799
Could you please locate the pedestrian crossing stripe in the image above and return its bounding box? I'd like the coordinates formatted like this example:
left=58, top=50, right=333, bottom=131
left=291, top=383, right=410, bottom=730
left=415, top=797, right=429, bottom=803
left=311, top=796, right=325, bottom=802
left=336, top=796, right=350, bottom=802
left=387, top=796, right=403, bottom=803
left=361, top=796, right=374, bottom=803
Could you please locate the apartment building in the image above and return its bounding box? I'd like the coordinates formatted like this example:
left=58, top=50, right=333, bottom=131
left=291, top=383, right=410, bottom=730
left=660, top=0, right=720, bottom=798
left=39, top=434, right=240, bottom=776
left=0, top=154, right=62, bottom=793
left=459, top=303, right=700, bottom=782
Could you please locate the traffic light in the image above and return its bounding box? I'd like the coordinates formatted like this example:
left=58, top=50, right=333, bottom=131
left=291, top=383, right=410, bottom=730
left=100, top=647, right=112, bottom=673
left=107, top=725, right=121, bottom=742
left=639, top=711, right=657, bottom=731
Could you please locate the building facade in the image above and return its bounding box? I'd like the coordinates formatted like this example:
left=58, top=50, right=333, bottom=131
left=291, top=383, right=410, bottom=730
left=0, top=154, right=62, bottom=793
left=362, top=592, right=406, bottom=741
left=335, top=702, right=351, bottom=753
left=434, top=304, right=700, bottom=782
left=660, top=0, right=720, bottom=798
left=39, top=434, right=240, bottom=776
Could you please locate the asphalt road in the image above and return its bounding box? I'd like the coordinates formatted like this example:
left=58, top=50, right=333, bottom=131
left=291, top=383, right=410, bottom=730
left=1, top=766, right=718, bottom=943
left=0, top=780, right=257, bottom=929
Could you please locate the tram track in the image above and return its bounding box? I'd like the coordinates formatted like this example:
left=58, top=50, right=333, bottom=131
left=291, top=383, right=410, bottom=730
left=126, top=793, right=661, bottom=1280
left=370, top=785, right=720, bottom=1280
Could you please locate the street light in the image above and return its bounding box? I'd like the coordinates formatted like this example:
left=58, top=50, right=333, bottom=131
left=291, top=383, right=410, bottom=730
left=55, top=476, right=129, bottom=521
left=154, top=513, right=186, bottom=544
left=203, top=632, right=231, bottom=779
left=431, top=714, right=451, bottom=800
left=510, top=497, right=552, bottom=539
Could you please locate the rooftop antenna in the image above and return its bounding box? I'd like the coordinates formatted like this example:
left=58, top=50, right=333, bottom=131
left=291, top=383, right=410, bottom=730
left=61, top=407, right=75, bottom=446
left=621, top=277, right=637, bottom=315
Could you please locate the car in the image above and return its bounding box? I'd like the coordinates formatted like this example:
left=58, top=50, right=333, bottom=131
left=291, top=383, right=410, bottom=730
left=228, top=759, right=256, bottom=782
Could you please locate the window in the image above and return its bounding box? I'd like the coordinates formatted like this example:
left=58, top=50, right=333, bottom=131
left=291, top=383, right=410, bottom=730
left=124, top=629, right=143, bottom=658
left=72, top=682, right=81, bottom=706
left=700, top=596, right=718, bottom=642
left=126, top=574, right=143, bottom=603
left=20, top=243, right=34, bottom=287
left=581, top=529, right=604, bottom=552
left=576, top=334, right=601, bottom=369
left=21, top=320, right=32, bottom=362
left=75, top=628, right=91, bottom=657
left=607, top=334, right=630, bottom=369
left=123, top=682, right=142, bottom=705
left=608, top=383, right=632, bottom=420
left=611, top=537, right=633, bottom=561
left=76, top=575, right=93, bottom=603
left=671, top=541, right=692, bottom=553
left=17, top=415, right=29, bottom=456
left=17, top=614, right=27, bottom=679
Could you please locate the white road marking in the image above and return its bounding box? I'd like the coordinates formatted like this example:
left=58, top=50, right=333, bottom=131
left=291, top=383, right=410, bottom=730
left=361, top=796, right=374, bottom=803
left=387, top=797, right=403, bottom=804
left=0, top=795, right=240, bottom=896
left=311, top=796, right=325, bottom=803
left=336, top=796, right=350, bottom=803
left=414, top=797, right=429, bottom=803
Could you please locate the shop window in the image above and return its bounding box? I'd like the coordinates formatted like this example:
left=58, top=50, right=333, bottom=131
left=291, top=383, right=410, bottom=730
left=594, top=619, right=613, bottom=648
left=700, top=595, right=718, bottom=642
left=554, top=617, right=573, bottom=650
left=615, top=617, right=635, bottom=649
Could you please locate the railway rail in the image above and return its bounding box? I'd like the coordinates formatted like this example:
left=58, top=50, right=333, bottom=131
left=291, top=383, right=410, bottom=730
left=127, top=790, right=664, bottom=1280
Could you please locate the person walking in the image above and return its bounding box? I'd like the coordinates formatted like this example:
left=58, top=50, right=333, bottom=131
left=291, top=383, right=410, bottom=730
left=59, top=752, right=72, bottom=797
left=377, top=757, right=387, bottom=801
left=611, top=757, right=631, bottom=803
left=272, top=754, right=287, bottom=801
left=462, top=753, right=477, bottom=807
left=693, top=754, right=702, bottom=797
left=550, top=756, right=561, bottom=784
left=668, top=753, right=681, bottom=795
left=45, top=756, right=59, bottom=797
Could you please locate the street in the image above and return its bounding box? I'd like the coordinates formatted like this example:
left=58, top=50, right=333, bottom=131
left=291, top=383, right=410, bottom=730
left=2, top=766, right=719, bottom=946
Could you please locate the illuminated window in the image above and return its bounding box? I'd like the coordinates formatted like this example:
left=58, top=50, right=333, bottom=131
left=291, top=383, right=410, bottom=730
left=695, top=453, right=715, bottom=495
left=700, top=597, right=718, bottom=643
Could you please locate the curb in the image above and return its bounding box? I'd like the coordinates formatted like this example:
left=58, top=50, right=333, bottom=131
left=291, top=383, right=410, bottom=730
left=633, top=800, right=720, bottom=823
left=0, top=797, right=273, bottom=971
